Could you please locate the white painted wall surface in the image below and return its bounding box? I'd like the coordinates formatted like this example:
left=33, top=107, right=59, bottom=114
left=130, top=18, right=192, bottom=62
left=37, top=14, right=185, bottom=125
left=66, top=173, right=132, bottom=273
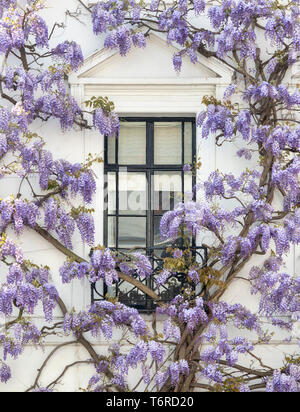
left=0, top=0, right=299, bottom=392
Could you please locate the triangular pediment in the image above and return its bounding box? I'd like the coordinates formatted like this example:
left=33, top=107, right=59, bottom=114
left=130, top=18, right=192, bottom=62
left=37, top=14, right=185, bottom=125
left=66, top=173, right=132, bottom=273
left=70, top=33, right=233, bottom=84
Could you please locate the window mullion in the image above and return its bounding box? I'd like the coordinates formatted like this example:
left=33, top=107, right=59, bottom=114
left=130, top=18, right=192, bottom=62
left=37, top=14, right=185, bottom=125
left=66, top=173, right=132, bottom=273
left=182, top=121, right=185, bottom=166
left=146, top=121, right=154, bottom=253
left=116, top=170, right=119, bottom=250
left=192, top=120, right=196, bottom=247
left=182, top=121, right=185, bottom=203
left=146, top=121, right=154, bottom=312
left=147, top=121, right=154, bottom=166
left=116, top=130, right=119, bottom=250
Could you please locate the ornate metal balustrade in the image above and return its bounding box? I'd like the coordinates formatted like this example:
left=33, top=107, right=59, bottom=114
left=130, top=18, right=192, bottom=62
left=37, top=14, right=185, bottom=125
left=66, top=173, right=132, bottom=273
left=91, top=246, right=208, bottom=313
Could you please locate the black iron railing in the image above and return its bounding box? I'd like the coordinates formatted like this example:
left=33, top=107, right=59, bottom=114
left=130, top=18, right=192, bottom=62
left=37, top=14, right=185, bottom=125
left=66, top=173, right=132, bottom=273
left=91, top=246, right=208, bottom=313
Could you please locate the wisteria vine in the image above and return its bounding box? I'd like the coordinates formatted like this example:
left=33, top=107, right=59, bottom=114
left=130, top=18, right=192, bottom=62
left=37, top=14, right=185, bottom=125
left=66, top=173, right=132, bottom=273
left=0, top=0, right=299, bottom=392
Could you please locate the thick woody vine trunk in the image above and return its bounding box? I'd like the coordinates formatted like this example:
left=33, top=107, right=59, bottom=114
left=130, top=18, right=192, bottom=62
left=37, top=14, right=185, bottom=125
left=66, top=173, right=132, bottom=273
left=161, top=148, right=280, bottom=392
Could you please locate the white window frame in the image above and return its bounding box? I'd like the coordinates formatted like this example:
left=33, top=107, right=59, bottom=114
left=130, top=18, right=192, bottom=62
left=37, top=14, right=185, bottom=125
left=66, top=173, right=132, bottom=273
left=69, top=34, right=233, bottom=309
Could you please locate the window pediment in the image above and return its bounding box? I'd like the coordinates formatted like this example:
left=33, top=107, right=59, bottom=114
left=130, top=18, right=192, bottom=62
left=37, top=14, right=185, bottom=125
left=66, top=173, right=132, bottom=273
left=70, top=33, right=233, bottom=86
left=69, top=34, right=232, bottom=115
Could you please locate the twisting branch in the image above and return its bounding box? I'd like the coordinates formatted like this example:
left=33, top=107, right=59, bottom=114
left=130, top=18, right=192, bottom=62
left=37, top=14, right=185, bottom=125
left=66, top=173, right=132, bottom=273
left=33, top=225, right=161, bottom=302
left=46, top=360, right=93, bottom=390
left=25, top=341, right=77, bottom=392
left=77, top=0, right=93, bottom=13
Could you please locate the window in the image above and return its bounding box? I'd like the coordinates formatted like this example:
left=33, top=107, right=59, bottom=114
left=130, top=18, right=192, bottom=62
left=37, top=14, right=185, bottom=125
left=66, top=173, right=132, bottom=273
left=92, top=118, right=207, bottom=311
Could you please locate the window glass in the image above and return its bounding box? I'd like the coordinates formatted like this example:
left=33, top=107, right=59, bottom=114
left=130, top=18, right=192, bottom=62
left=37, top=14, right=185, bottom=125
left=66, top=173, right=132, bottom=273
left=118, top=217, right=146, bottom=248
left=154, top=122, right=182, bottom=164
left=107, top=216, right=116, bottom=247
left=119, top=172, right=147, bottom=215
left=184, top=172, right=193, bottom=203
left=107, top=135, right=116, bottom=164
left=153, top=171, right=183, bottom=213
left=119, top=122, right=146, bottom=164
left=106, top=172, right=116, bottom=213
left=154, top=215, right=163, bottom=246
left=184, top=122, right=193, bottom=164
left=153, top=216, right=173, bottom=247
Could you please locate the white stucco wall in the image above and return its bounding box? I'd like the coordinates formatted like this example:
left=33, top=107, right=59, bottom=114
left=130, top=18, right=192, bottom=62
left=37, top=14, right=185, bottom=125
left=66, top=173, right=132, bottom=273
left=0, top=0, right=299, bottom=392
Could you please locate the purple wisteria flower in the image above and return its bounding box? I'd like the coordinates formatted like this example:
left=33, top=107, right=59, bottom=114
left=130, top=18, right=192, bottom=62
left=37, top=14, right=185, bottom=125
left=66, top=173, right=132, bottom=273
left=52, top=41, right=84, bottom=71
left=0, top=362, right=11, bottom=383
left=266, top=367, right=300, bottom=392
left=93, top=108, right=120, bottom=137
